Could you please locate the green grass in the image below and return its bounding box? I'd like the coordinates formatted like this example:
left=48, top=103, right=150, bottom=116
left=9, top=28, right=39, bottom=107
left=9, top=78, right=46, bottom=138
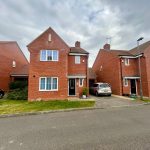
left=141, top=99, right=150, bottom=103
left=0, top=99, right=95, bottom=115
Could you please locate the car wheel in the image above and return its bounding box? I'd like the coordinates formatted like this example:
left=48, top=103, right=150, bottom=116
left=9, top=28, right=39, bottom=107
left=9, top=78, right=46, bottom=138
left=108, top=94, right=111, bottom=96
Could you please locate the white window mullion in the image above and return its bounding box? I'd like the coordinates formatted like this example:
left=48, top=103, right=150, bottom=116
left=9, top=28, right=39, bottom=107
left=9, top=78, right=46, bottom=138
left=45, top=78, right=47, bottom=90
left=46, top=50, right=47, bottom=61
left=52, top=50, right=53, bottom=61
left=51, top=77, right=53, bottom=90
left=57, top=51, right=58, bottom=61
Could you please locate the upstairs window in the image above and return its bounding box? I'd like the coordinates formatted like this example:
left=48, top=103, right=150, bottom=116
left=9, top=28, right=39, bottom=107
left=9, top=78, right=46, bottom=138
left=75, top=56, right=80, bottom=64
left=125, top=58, right=129, bottom=66
left=40, top=50, right=58, bottom=61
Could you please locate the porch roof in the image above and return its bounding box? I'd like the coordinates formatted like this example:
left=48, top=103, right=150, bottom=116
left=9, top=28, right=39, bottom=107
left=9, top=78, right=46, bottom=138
left=67, top=74, right=86, bottom=79
left=10, top=65, right=29, bottom=77
left=123, top=76, right=140, bottom=79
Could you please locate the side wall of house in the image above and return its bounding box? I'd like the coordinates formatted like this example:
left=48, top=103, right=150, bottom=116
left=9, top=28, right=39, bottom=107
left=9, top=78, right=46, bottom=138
left=92, top=50, right=122, bottom=95
left=139, top=56, right=149, bottom=97
left=145, top=47, right=150, bottom=97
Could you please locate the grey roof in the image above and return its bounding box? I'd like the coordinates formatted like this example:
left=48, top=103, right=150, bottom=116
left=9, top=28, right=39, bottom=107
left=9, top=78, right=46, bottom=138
left=102, top=40, right=150, bottom=57
left=129, top=41, right=150, bottom=55
left=70, top=47, right=89, bottom=54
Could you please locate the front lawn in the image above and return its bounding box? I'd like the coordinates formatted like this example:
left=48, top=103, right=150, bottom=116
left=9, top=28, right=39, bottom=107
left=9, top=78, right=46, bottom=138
left=0, top=100, right=95, bottom=115
left=141, top=99, right=150, bottom=103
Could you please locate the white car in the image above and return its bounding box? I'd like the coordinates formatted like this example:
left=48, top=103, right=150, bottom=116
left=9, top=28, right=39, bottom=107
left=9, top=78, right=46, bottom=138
left=90, top=83, right=112, bottom=96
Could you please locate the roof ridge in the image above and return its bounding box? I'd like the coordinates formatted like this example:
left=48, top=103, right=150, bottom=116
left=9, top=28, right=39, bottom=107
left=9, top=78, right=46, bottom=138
left=27, top=27, right=69, bottom=48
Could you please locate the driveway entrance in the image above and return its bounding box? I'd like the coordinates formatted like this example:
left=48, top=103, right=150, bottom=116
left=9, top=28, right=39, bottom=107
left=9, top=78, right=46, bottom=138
left=90, top=95, right=143, bottom=108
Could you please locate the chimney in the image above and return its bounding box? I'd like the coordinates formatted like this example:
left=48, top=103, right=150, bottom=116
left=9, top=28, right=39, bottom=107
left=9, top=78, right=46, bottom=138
left=75, top=41, right=80, bottom=47
left=103, top=43, right=110, bottom=50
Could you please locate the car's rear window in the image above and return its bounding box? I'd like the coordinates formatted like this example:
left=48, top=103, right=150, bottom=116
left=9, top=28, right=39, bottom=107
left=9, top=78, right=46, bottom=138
left=99, top=84, right=110, bottom=88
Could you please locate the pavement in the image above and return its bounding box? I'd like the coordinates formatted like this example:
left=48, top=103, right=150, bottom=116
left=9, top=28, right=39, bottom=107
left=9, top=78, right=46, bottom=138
left=1, top=105, right=150, bottom=149
left=90, top=95, right=144, bottom=108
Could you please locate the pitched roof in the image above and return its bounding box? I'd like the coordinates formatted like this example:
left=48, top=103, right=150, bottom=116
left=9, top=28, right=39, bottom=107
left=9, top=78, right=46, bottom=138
left=10, top=65, right=29, bottom=76
left=0, top=41, right=28, bottom=62
left=27, top=27, right=69, bottom=48
left=101, top=40, right=150, bottom=57
left=129, top=40, right=150, bottom=55
left=0, top=41, right=29, bottom=76
left=108, top=50, right=133, bottom=56
left=100, top=49, right=132, bottom=56
left=70, top=47, right=89, bottom=54
left=89, top=68, right=96, bottom=79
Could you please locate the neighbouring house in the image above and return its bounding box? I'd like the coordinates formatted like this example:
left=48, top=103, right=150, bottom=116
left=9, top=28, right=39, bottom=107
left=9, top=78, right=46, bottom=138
left=0, top=41, right=29, bottom=91
left=27, top=27, right=89, bottom=101
left=92, top=42, right=150, bottom=98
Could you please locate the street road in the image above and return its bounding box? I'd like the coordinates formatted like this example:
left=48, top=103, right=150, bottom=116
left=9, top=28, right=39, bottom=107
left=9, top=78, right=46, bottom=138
left=1, top=105, right=150, bottom=150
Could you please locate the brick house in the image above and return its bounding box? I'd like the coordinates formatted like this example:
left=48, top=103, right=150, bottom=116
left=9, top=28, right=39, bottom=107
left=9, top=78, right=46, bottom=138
left=0, top=41, right=29, bottom=91
left=92, top=41, right=150, bottom=98
left=27, top=27, right=89, bottom=101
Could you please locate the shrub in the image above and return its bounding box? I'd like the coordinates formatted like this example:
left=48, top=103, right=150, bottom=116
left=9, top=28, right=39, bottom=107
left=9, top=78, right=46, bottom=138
left=82, top=87, right=88, bottom=95
left=7, top=87, right=28, bottom=100
left=9, top=81, right=28, bottom=90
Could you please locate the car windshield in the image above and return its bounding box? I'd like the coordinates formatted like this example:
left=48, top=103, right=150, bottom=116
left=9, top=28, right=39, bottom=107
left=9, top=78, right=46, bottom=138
left=99, top=84, right=110, bottom=88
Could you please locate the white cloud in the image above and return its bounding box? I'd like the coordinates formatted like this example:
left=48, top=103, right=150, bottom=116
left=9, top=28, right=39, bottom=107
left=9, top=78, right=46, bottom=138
left=0, top=0, right=150, bottom=66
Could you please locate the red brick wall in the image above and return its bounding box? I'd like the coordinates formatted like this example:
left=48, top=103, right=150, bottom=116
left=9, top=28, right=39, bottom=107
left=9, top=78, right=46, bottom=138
left=77, top=78, right=87, bottom=97
left=139, top=57, right=149, bottom=97
left=0, top=42, right=28, bottom=91
left=121, top=58, right=138, bottom=95
left=144, top=47, right=150, bottom=97
left=68, top=55, right=88, bottom=97
left=92, top=50, right=122, bottom=95
left=121, top=58, right=139, bottom=76
left=68, top=55, right=87, bottom=75
left=28, top=28, right=70, bottom=101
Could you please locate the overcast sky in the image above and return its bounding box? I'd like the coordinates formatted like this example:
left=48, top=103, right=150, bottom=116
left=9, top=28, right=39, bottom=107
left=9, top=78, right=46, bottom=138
left=1, top=0, right=150, bottom=67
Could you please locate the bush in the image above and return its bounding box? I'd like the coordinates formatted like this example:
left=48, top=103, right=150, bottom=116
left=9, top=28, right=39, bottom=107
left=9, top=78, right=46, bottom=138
left=9, top=81, right=28, bottom=90
left=7, top=87, right=28, bottom=100
left=82, top=87, right=88, bottom=96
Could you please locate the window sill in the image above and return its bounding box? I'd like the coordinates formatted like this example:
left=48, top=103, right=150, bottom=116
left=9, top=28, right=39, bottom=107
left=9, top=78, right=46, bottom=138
left=39, top=89, right=58, bottom=92
left=40, top=60, right=58, bottom=62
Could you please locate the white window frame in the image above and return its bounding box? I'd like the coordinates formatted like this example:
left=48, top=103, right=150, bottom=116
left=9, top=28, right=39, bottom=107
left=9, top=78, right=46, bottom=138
left=39, top=77, right=58, bottom=91
left=75, top=56, right=80, bottom=64
left=79, top=78, right=84, bottom=87
left=40, top=50, right=59, bottom=61
left=123, top=78, right=128, bottom=87
left=125, top=58, right=129, bottom=66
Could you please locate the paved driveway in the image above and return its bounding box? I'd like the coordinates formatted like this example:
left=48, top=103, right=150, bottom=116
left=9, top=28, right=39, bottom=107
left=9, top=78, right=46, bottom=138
left=90, top=95, right=144, bottom=108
